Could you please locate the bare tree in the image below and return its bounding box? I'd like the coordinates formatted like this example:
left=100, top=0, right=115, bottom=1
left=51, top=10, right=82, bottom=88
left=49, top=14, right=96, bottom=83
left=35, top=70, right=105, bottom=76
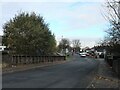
left=103, top=0, right=120, bottom=23
left=102, top=0, right=120, bottom=53
left=57, top=38, right=71, bottom=53
left=72, top=39, right=81, bottom=53
left=72, top=39, right=81, bottom=48
left=101, top=0, right=120, bottom=43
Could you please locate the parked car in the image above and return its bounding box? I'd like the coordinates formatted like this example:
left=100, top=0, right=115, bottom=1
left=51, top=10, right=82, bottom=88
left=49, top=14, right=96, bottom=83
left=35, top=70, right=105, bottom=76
left=79, top=52, right=87, bottom=57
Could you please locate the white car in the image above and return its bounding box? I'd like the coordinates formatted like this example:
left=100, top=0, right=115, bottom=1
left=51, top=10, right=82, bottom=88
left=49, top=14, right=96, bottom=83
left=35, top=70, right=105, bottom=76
left=80, top=52, right=87, bottom=57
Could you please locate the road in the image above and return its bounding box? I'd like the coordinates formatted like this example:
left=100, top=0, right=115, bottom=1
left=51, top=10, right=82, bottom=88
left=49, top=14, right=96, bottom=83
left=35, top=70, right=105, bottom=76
left=2, top=54, right=99, bottom=88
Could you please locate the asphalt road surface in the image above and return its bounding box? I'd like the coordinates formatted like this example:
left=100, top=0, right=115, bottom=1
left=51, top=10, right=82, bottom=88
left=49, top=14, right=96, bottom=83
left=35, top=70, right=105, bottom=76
left=2, top=54, right=99, bottom=88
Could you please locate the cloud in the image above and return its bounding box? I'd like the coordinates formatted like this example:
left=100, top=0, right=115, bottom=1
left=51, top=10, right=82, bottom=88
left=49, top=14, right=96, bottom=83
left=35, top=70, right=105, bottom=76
left=56, top=2, right=107, bottom=30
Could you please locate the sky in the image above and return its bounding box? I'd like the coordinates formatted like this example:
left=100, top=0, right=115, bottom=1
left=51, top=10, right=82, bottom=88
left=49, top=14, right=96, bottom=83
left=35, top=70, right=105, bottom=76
left=0, top=0, right=109, bottom=48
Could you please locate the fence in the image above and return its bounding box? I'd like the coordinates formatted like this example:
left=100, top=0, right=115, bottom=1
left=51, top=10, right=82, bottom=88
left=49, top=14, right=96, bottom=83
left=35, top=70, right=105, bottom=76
left=105, top=53, right=120, bottom=78
left=2, top=55, right=66, bottom=67
left=112, top=59, right=120, bottom=75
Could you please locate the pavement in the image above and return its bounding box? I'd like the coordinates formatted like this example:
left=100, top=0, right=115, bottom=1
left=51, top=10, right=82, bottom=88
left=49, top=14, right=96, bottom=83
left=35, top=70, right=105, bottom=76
left=2, top=55, right=99, bottom=88
left=88, top=58, right=120, bottom=88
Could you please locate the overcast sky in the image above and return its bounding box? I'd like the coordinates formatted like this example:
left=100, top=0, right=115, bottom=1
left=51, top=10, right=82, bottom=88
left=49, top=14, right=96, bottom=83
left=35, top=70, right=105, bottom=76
left=0, top=0, right=109, bottom=48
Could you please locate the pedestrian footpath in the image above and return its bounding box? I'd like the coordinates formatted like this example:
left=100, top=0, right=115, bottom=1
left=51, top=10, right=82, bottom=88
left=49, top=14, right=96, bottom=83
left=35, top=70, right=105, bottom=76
left=88, top=59, right=120, bottom=88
